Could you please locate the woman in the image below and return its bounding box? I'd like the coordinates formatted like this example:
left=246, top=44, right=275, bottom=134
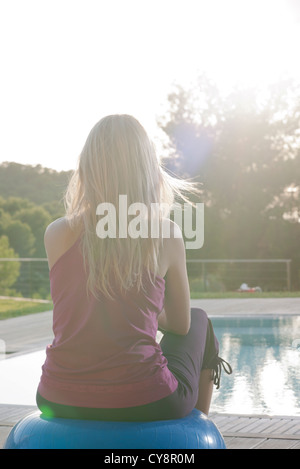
left=36, top=114, right=231, bottom=421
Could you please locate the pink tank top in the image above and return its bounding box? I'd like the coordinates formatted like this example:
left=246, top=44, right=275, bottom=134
left=38, top=238, right=178, bottom=408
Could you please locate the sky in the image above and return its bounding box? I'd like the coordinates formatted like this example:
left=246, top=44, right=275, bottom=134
left=1, top=0, right=300, bottom=171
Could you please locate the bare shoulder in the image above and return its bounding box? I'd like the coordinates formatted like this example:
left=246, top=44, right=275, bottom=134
left=44, top=217, right=72, bottom=245
left=44, top=217, right=81, bottom=269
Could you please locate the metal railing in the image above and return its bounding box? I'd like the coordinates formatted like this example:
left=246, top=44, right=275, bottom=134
left=186, top=259, right=292, bottom=292
left=0, top=257, right=292, bottom=298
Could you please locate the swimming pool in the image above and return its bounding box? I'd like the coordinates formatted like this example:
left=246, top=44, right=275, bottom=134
left=210, top=315, right=300, bottom=416
left=0, top=315, right=299, bottom=416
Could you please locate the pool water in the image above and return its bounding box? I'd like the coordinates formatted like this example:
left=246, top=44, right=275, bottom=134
left=0, top=315, right=299, bottom=416
left=210, top=315, right=300, bottom=416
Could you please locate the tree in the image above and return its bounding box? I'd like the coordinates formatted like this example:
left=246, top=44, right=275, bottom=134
left=4, top=220, right=36, bottom=257
left=16, top=207, right=51, bottom=256
left=42, top=201, right=65, bottom=220
left=159, top=75, right=300, bottom=289
left=0, top=162, right=71, bottom=205
left=0, top=236, right=20, bottom=295
left=0, top=197, right=34, bottom=215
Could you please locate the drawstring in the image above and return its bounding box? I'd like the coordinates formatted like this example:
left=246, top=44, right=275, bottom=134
left=212, top=357, right=233, bottom=390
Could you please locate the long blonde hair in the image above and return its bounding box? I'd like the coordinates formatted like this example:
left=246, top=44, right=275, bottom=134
left=65, top=114, right=197, bottom=299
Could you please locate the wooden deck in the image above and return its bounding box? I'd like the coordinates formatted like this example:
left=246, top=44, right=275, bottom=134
left=0, top=404, right=299, bottom=449
left=211, top=412, right=300, bottom=449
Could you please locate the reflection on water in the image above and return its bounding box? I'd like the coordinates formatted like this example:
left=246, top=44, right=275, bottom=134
left=211, top=316, right=300, bottom=416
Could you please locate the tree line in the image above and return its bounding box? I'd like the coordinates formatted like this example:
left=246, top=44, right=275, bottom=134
left=0, top=163, right=69, bottom=296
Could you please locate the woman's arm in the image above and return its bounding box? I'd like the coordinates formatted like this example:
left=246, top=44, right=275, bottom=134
left=158, top=224, right=191, bottom=335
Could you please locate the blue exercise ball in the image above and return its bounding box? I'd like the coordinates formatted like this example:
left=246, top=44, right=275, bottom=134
left=4, top=408, right=226, bottom=449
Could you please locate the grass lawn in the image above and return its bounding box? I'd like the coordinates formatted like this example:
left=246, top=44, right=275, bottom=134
left=0, top=298, right=53, bottom=320
left=0, top=292, right=299, bottom=320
